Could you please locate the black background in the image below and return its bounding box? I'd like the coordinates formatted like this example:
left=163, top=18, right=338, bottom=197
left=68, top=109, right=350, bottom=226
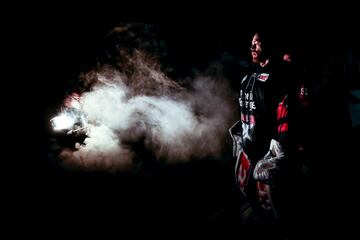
left=9, top=2, right=359, bottom=237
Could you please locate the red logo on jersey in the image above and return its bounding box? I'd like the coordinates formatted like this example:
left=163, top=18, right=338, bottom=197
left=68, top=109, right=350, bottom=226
left=237, top=152, right=252, bottom=194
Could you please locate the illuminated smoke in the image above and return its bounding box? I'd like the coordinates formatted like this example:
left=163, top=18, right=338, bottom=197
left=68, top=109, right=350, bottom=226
left=51, top=112, right=77, bottom=131
left=54, top=24, right=237, bottom=171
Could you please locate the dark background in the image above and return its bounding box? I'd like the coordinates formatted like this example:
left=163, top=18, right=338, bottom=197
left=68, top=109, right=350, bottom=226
left=10, top=3, right=359, bottom=237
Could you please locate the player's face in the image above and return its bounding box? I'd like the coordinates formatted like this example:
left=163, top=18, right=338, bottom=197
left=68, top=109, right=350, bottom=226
left=250, top=33, right=264, bottom=63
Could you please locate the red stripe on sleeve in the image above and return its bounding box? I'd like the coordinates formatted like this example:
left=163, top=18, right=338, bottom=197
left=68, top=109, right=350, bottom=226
left=278, top=122, right=289, bottom=133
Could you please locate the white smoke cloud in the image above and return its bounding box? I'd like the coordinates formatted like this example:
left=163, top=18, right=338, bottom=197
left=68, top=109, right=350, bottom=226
left=56, top=51, right=237, bottom=171
left=60, top=124, right=134, bottom=171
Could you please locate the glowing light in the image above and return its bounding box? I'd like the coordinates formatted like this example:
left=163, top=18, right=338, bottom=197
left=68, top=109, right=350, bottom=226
left=51, top=113, right=76, bottom=131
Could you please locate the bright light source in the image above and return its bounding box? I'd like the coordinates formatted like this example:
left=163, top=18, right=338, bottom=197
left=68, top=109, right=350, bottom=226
left=50, top=107, right=87, bottom=134
left=51, top=113, right=76, bottom=131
